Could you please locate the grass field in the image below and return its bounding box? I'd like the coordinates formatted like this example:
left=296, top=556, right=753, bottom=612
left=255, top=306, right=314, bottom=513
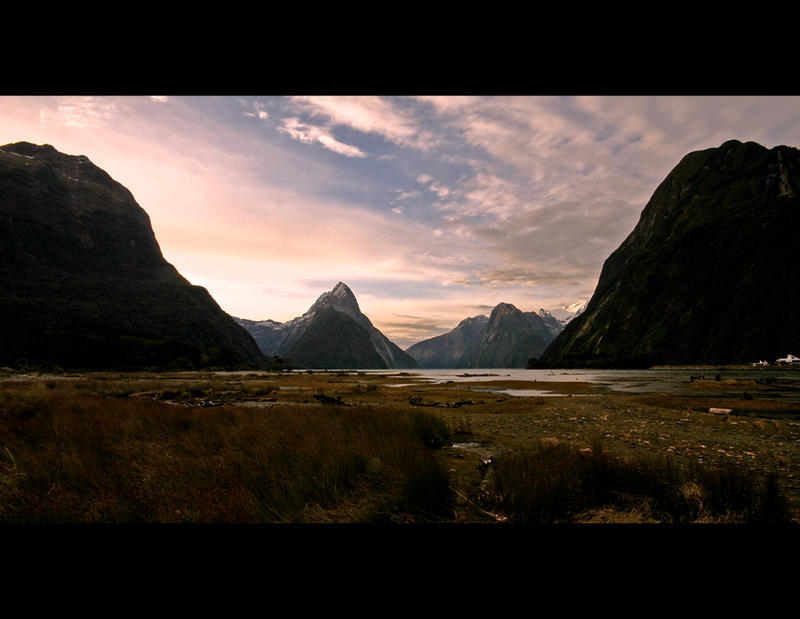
left=1, top=369, right=797, bottom=524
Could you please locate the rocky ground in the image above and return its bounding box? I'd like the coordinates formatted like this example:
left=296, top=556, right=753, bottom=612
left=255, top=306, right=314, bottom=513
left=441, top=390, right=800, bottom=521
left=270, top=371, right=800, bottom=521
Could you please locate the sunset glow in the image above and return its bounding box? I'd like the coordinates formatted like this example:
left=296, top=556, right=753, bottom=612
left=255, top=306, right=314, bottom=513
left=3, top=95, right=799, bottom=348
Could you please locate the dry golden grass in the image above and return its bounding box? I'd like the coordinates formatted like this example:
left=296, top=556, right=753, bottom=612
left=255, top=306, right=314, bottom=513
left=0, top=377, right=454, bottom=523
left=2, top=370, right=798, bottom=524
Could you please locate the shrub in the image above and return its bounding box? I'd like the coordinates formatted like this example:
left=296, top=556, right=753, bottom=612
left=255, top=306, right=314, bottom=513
left=483, top=440, right=793, bottom=524
left=397, top=451, right=455, bottom=521
left=410, top=411, right=451, bottom=448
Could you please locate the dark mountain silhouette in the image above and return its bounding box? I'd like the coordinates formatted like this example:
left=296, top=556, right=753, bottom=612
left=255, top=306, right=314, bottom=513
left=406, top=303, right=558, bottom=368
left=236, top=282, right=418, bottom=369
left=535, top=139, right=800, bottom=368
left=280, top=305, right=387, bottom=369
left=405, top=315, right=489, bottom=368
left=0, top=142, right=265, bottom=370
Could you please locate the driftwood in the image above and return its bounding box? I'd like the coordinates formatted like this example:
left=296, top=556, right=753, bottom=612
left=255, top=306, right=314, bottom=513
left=313, top=392, right=346, bottom=406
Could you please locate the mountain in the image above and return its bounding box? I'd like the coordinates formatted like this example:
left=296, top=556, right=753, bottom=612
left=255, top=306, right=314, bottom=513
left=0, top=142, right=266, bottom=370
left=531, top=308, right=565, bottom=338
left=236, top=282, right=418, bottom=369
left=536, top=139, right=800, bottom=368
left=405, top=303, right=558, bottom=368
left=476, top=303, right=555, bottom=367
left=404, top=315, right=489, bottom=368
left=279, top=305, right=387, bottom=369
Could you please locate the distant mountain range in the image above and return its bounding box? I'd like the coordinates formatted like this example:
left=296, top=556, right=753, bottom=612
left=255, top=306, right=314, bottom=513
left=0, top=142, right=265, bottom=370
left=235, top=282, right=418, bottom=369
left=536, top=139, right=800, bottom=368
left=405, top=303, right=579, bottom=368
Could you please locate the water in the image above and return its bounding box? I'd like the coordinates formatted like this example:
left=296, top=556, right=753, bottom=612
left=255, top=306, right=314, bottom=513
left=357, top=367, right=800, bottom=402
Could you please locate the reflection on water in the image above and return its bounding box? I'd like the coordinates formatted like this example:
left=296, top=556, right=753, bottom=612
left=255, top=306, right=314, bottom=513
left=358, top=367, right=800, bottom=401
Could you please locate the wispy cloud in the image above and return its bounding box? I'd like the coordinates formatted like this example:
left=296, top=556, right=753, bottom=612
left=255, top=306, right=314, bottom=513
left=288, top=96, right=429, bottom=150
left=241, top=100, right=269, bottom=121
left=416, top=173, right=453, bottom=200
left=39, top=96, right=119, bottom=129
left=278, top=117, right=366, bottom=158
left=392, top=188, right=421, bottom=201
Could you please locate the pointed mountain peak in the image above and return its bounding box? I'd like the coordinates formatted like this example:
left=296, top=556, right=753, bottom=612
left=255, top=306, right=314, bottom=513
left=309, top=281, right=361, bottom=317
left=331, top=281, right=355, bottom=299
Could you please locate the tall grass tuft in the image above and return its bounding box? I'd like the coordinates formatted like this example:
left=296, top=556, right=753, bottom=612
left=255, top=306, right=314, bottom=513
left=410, top=411, right=451, bottom=448
left=0, top=381, right=453, bottom=523
left=483, top=439, right=794, bottom=524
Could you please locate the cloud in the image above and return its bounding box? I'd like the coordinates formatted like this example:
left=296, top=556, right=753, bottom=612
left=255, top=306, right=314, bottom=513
left=38, top=96, right=119, bottom=129
left=415, top=173, right=452, bottom=200
left=438, top=172, right=522, bottom=220
left=278, top=117, right=366, bottom=158
left=392, top=189, right=421, bottom=201
left=241, top=100, right=269, bottom=121
left=373, top=314, right=453, bottom=346
left=289, top=96, right=429, bottom=150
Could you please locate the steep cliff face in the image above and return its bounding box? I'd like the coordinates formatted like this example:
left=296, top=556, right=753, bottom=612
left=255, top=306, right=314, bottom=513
left=0, top=142, right=265, bottom=370
left=406, top=303, right=556, bottom=368
left=536, top=140, right=800, bottom=368
left=236, top=282, right=418, bottom=369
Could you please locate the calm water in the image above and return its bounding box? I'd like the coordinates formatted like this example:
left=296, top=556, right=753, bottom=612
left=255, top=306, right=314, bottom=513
left=355, top=367, right=800, bottom=402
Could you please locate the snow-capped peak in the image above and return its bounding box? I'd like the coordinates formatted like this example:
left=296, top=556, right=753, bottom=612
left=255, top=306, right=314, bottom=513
left=564, top=300, right=587, bottom=315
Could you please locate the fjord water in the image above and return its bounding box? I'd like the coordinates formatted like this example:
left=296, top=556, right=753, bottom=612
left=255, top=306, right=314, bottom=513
left=360, top=367, right=800, bottom=402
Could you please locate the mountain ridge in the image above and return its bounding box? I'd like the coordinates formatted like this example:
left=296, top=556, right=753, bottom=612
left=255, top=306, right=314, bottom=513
left=535, top=139, right=800, bottom=368
left=405, top=303, right=566, bottom=368
left=0, top=141, right=266, bottom=370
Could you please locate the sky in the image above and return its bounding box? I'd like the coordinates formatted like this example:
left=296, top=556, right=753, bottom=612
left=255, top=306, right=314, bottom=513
left=2, top=95, right=799, bottom=349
